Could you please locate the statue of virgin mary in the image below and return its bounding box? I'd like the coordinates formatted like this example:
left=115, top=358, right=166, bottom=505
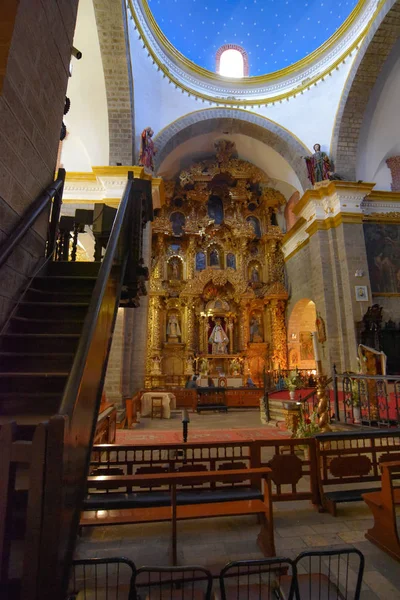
left=208, top=318, right=229, bottom=354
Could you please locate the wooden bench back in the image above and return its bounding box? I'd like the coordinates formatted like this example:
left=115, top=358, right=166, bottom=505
left=316, top=430, right=400, bottom=489
left=90, top=437, right=320, bottom=505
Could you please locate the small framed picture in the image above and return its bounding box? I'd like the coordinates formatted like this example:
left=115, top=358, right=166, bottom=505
left=355, top=286, right=369, bottom=301
left=291, top=333, right=297, bottom=340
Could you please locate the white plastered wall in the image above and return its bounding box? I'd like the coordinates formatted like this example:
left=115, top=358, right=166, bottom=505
left=61, top=0, right=109, bottom=172
left=356, top=38, right=400, bottom=189
left=128, top=15, right=356, bottom=159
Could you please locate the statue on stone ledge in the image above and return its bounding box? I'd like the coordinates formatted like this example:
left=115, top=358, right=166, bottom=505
left=304, top=143, right=332, bottom=185
left=139, top=127, right=156, bottom=172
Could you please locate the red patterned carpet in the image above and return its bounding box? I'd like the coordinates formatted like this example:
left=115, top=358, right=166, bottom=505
left=116, top=426, right=290, bottom=445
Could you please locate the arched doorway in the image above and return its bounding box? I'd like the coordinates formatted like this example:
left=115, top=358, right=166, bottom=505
left=287, top=299, right=317, bottom=370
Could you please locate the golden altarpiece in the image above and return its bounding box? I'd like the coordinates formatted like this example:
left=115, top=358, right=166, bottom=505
left=145, top=141, right=288, bottom=388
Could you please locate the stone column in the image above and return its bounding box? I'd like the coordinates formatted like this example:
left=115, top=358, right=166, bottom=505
left=269, top=299, right=288, bottom=369
left=122, top=221, right=152, bottom=397
left=386, top=156, right=400, bottom=191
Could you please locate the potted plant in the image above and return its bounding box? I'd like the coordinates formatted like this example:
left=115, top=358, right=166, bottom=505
left=351, top=380, right=362, bottom=424
left=283, top=371, right=299, bottom=400
left=295, top=406, right=320, bottom=458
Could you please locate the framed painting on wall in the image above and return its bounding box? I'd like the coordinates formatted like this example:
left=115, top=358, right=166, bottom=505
left=364, top=223, right=400, bottom=293
left=299, top=331, right=314, bottom=361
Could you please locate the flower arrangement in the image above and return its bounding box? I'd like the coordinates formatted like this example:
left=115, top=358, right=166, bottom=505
left=295, top=405, right=320, bottom=438
left=283, top=371, right=300, bottom=392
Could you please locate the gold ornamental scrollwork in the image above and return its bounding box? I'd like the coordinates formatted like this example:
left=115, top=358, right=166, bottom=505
left=270, top=299, right=288, bottom=369
left=180, top=267, right=250, bottom=298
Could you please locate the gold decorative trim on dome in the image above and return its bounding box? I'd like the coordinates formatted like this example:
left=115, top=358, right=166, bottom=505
left=128, top=0, right=382, bottom=105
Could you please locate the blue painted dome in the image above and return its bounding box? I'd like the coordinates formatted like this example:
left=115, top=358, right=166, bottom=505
left=147, top=0, right=359, bottom=76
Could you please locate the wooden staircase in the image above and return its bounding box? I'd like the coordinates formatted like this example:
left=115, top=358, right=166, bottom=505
left=0, top=171, right=153, bottom=599
left=0, top=262, right=100, bottom=430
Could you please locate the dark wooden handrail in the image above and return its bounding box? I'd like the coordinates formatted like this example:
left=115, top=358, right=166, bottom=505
left=38, top=172, right=150, bottom=598
left=0, top=168, right=65, bottom=269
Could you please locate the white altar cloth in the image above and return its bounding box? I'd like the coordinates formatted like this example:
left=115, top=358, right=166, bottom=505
left=140, top=392, right=176, bottom=419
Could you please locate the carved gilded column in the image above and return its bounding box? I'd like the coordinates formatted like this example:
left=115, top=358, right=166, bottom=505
left=150, top=296, right=163, bottom=352
left=187, top=237, right=196, bottom=280
left=270, top=299, right=288, bottom=369
left=153, top=234, right=165, bottom=280
left=185, top=299, right=196, bottom=353
left=199, top=313, right=208, bottom=353
left=239, top=302, right=249, bottom=351
left=237, top=239, right=248, bottom=278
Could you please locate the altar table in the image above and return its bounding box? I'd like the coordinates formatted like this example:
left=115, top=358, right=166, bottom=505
left=140, top=392, right=176, bottom=419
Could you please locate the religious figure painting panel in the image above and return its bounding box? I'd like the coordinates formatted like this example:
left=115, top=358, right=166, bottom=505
left=299, top=331, right=314, bottom=361
left=196, top=251, right=206, bottom=271
left=170, top=212, right=185, bottom=236
left=209, top=248, right=221, bottom=268
left=226, top=253, right=236, bottom=269
left=364, top=223, right=400, bottom=293
left=250, top=312, right=263, bottom=343
left=207, top=195, right=224, bottom=224
left=246, top=216, right=262, bottom=238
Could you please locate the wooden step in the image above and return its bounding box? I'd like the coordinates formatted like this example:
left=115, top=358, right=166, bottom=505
left=0, top=392, right=62, bottom=415
left=16, top=302, right=89, bottom=320
left=46, top=261, right=101, bottom=277
left=8, top=317, right=84, bottom=334
left=0, top=333, right=80, bottom=353
left=32, top=275, right=97, bottom=292
left=0, top=352, right=75, bottom=373
left=25, top=288, right=93, bottom=304
left=0, top=372, right=68, bottom=393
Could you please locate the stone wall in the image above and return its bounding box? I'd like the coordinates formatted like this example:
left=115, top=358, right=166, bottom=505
left=104, top=307, right=124, bottom=404
left=0, top=0, right=78, bottom=325
left=285, top=221, right=372, bottom=373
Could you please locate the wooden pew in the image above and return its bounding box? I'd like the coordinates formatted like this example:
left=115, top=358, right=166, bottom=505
left=81, top=467, right=275, bottom=564
left=315, top=429, right=400, bottom=516
left=363, top=460, right=400, bottom=562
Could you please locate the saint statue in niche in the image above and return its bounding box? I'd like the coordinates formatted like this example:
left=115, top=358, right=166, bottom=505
left=138, top=127, right=156, bottom=172
left=169, top=258, right=181, bottom=280
left=247, top=216, right=261, bottom=238
left=251, top=265, right=260, bottom=282
left=207, top=196, right=224, bottom=224
left=210, top=248, right=220, bottom=267
left=304, top=143, right=332, bottom=185
left=226, top=253, right=236, bottom=269
left=167, top=314, right=181, bottom=341
left=250, top=315, right=263, bottom=343
left=170, top=212, right=185, bottom=236
left=208, top=318, right=229, bottom=354
left=196, top=252, right=206, bottom=271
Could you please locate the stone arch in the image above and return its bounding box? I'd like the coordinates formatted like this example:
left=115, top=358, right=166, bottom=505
left=332, top=0, right=400, bottom=180
left=154, top=108, right=310, bottom=191
left=92, top=0, right=134, bottom=165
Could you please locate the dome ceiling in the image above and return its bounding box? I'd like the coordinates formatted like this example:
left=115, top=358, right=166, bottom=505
left=147, top=0, right=358, bottom=76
